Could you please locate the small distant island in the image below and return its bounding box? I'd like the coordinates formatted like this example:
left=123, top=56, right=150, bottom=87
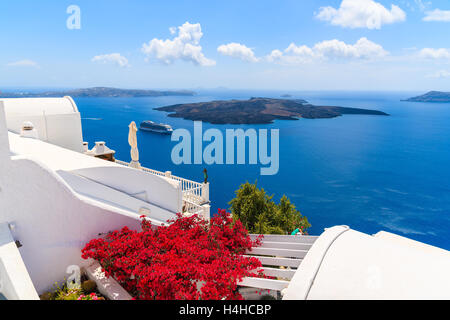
left=155, top=97, right=389, bottom=124
left=0, top=87, right=195, bottom=98
left=402, top=91, right=450, bottom=103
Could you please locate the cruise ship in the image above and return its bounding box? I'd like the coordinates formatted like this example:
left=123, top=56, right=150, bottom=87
left=139, top=121, right=173, bottom=134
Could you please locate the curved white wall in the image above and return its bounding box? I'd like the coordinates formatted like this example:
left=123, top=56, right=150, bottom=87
left=1, top=97, right=84, bottom=153
left=8, top=128, right=183, bottom=216
left=0, top=97, right=78, bottom=116
left=0, top=102, right=185, bottom=295
left=0, top=223, right=39, bottom=300
left=73, top=166, right=182, bottom=213
left=0, top=156, right=143, bottom=294
left=284, top=226, right=450, bottom=300
left=0, top=104, right=147, bottom=294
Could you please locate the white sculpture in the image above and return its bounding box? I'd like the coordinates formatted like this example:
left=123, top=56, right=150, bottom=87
left=128, top=121, right=141, bottom=169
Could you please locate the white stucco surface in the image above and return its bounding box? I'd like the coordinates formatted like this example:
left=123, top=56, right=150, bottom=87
left=8, top=131, right=117, bottom=171
left=283, top=226, right=450, bottom=300
left=8, top=131, right=182, bottom=214
left=0, top=223, right=39, bottom=300
left=58, top=171, right=175, bottom=225
left=85, top=261, right=132, bottom=300
left=0, top=97, right=78, bottom=116
left=373, top=231, right=449, bottom=255
left=0, top=104, right=179, bottom=294
left=1, top=97, right=84, bottom=152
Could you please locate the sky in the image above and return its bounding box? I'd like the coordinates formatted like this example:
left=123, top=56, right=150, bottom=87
left=0, top=0, right=449, bottom=91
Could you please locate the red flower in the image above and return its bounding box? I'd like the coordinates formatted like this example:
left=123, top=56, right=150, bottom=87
left=81, top=209, right=263, bottom=300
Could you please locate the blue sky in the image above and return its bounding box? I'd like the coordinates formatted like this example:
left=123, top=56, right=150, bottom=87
left=0, top=0, right=449, bottom=90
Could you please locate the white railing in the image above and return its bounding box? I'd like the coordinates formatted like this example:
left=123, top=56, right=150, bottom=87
left=115, top=159, right=210, bottom=219
left=182, top=199, right=209, bottom=221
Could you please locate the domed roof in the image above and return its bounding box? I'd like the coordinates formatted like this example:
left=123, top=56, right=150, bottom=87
left=0, top=96, right=78, bottom=116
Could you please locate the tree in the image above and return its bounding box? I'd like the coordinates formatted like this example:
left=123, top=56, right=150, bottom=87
left=229, top=181, right=310, bottom=235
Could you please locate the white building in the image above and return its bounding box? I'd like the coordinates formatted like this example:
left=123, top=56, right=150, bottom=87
left=282, top=226, right=450, bottom=299
left=0, top=97, right=448, bottom=300
left=0, top=97, right=209, bottom=299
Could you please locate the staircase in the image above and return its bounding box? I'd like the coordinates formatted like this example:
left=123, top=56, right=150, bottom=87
left=239, top=234, right=319, bottom=292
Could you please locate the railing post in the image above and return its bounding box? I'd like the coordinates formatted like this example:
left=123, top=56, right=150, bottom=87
left=165, top=171, right=172, bottom=178
left=202, top=204, right=211, bottom=222
left=201, top=182, right=210, bottom=203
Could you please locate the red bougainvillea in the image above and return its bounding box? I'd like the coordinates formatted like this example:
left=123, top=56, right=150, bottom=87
left=82, top=209, right=263, bottom=300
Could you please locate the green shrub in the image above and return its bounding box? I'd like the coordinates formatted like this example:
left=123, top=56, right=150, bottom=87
left=229, top=181, right=310, bottom=235
left=55, top=288, right=83, bottom=300
left=40, top=280, right=103, bottom=300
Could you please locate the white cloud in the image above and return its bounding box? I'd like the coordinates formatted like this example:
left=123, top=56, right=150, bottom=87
left=217, top=43, right=259, bottom=62
left=267, top=37, right=388, bottom=65
left=427, top=70, right=450, bottom=78
left=92, top=53, right=130, bottom=67
left=423, top=9, right=450, bottom=22
left=315, top=38, right=388, bottom=59
left=316, top=0, right=406, bottom=29
left=266, top=49, right=284, bottom=62
left=142, top=22, right=216, bottom=67
left=285, top=44, right=315, bottom=58
left=267, top=44, right=316, bottom=64
left=7, top=59, right=39, bottom=68
left=419, top=48, right=450, bottom=59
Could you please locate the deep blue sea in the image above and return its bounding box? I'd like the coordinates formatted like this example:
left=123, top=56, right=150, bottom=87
left=75, top=90, right=450, bottom=250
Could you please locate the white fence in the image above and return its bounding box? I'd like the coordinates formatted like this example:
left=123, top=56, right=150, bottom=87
left=182, top=199, right=210, bottom=221
left=115, top=159, right=210, bottom=220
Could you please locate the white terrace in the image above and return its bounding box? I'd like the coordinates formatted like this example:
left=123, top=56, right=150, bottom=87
left=240, top=227, right=450, bottom=299
left=0, top=97, right=209, bottom=298
left=0, top=97, right=449, bottom=300
left=2, top=97, right=210, bottom=221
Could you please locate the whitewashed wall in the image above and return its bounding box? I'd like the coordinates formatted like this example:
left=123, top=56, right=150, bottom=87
left=1, top=97, right=84, bottom=153
left=0, top=223, right=39, bottom=300
left=73, top=166, right=183, bottom=214
left=283, top=226, right=450, bottom=300
left=0, top=104, right=156, bottom=294
left=0, top=155, right=144, bottom=294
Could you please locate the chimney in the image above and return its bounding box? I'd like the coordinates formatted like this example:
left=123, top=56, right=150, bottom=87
left=20, top=121, right=39, bottom=139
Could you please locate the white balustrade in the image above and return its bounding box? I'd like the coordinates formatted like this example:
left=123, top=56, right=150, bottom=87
left=115, top=159, right=210, bottom=220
